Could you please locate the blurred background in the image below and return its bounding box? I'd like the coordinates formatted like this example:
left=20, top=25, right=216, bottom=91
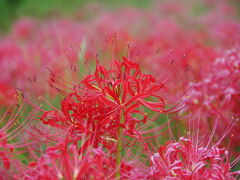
left=0, top=0, right=239, bottom=33
left=0, top=0, right=240, bottom=174
left=0, top=0, right=151, bottom=32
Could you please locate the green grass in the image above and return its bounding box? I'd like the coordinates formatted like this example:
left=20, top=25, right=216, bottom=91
left=0, top=0, right=151, bottom=33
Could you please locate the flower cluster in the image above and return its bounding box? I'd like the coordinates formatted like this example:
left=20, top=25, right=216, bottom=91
left=129, top=137, right=240, bottom=179
left=188, top=48, right=240, bottom=150
left=0, top=0, right=240, bottom=179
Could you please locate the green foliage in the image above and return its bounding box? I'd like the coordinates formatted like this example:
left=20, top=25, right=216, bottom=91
left=0, top=0, right=151, bottom=33
left=0, top=0, right=20, bottom=32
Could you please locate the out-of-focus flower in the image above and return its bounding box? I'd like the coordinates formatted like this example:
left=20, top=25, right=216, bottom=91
left=20, top=144, right=114, bottom=180
left=18, top=142, right=132, bottom=180
left=11, top=18, right=36, bottom=40
left=188, top=48, right=240, bottom=151
left=0, top=40, right=28, bottom=105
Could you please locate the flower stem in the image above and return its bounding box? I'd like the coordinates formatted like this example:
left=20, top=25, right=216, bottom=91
left=115, top=109, right=124, bottom=179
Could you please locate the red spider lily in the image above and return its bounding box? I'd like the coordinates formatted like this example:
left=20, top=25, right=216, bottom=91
left=17, top=143, right=132, bottom=180
left=128, top=136, right=240, bottom=179
left=79, top=56, right=179, bottom=121
left=39, top=57, right=182, bottom=150
left=38, top=56, right=183, bottom=180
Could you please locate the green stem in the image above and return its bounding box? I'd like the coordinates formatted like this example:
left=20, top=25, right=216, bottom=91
left=115, top=109, right=125, bottom=179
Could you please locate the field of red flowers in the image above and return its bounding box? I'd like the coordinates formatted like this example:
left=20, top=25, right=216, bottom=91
left=0, top=0, right=240, bottom=179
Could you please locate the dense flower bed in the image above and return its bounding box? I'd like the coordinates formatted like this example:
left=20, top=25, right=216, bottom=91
left=0, top=0, right=240, bottom=179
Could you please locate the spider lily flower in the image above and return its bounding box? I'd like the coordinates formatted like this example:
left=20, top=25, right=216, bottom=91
left=38, top=56, right=183, bottom=179
left=125, top=109, right=240, bottom=180
left=81, top=57, right=176, bottom=113
left=128, top=134, right=240, bottom=179
left=40, top=57, right=182, bottom=150
left=18, top=143, right=132, bottom=180
left=149, top=137, right=239, bottom=179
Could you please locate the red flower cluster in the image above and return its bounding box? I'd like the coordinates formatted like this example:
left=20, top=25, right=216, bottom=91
left=40, top=57, right=181, bottom=153
left=21, top=144, right=131, bottom=180
left=129, top=137, right=240, bottom=179
left=0, top=0, right=239, bottom=179
left=188, top=48, right=240, bottom=150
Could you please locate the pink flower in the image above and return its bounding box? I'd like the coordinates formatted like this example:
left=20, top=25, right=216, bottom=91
left=129, top=137, right=240, bottom=179
left=187, top=48, right=240, bottom=150
left=19, top=143, right=131, bottom=180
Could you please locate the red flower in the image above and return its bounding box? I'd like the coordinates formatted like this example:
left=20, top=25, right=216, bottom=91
left=41, top=57, right=181, bottom=150
left=20, top=143, right=132, bottom=180
left=129, top=137, right=240, bottom=179
left=187, top=48, right=240, bottom=151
